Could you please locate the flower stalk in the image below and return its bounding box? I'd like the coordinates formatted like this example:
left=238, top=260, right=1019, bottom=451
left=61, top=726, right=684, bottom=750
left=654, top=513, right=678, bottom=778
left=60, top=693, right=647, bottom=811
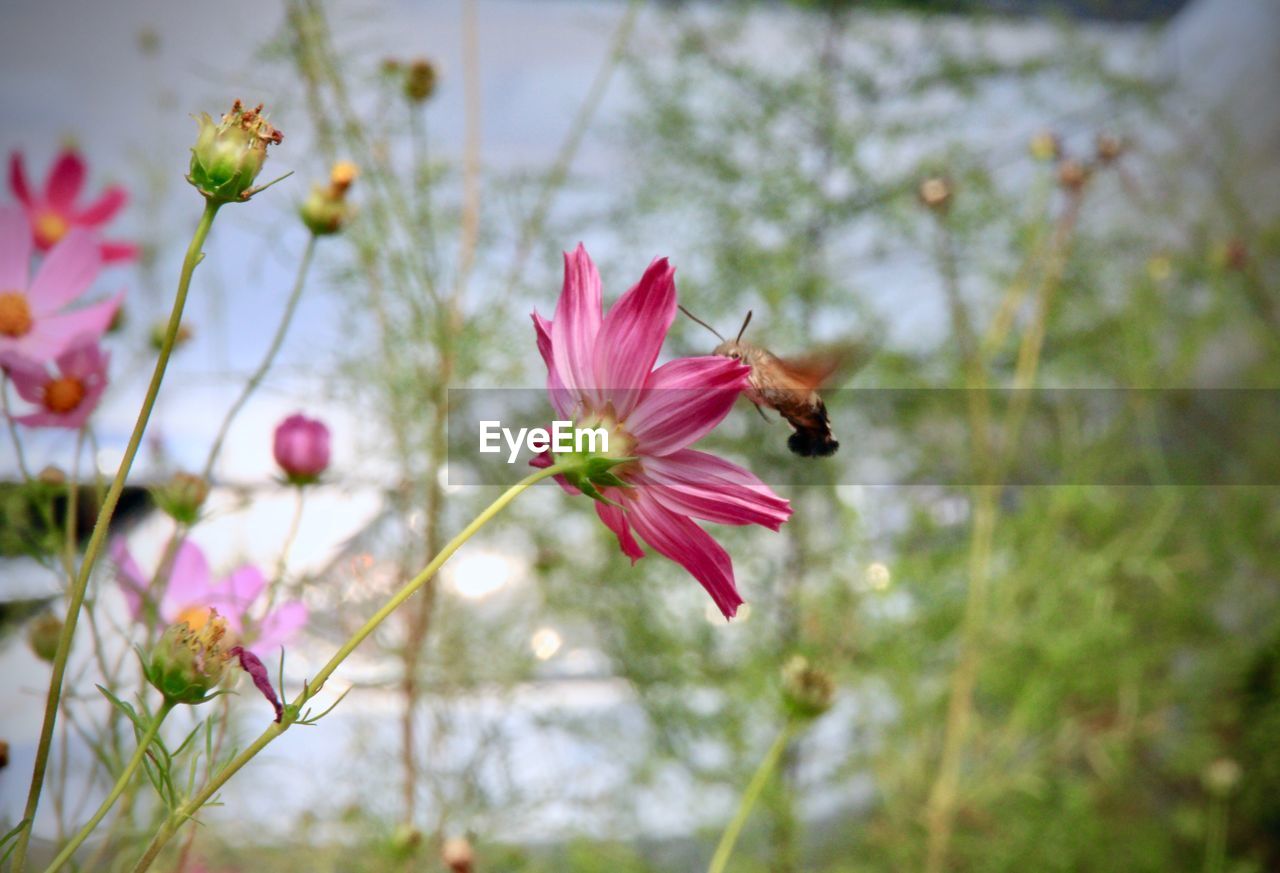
left=10, top=200, right=222, bottom=872
left=707, top=723, right=798, bottom=873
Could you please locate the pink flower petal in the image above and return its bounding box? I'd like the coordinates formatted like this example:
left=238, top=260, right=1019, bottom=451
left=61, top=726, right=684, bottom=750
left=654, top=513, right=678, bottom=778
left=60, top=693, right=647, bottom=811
left=0, top=206, right=32, bottom=291
left=532, top=311, right=571, bottom=418
left=207, top=566, right=266, bottom=623
left=595, top=496, right=644, bottom=563
left=625, top=356, right=750, bottom=456
left=73, top=186, right=127, bottom=225
left=249, top=601, right=308, bottom=658
left=624, top=491, right=743, bottom=619
left=1, top=352, right=48, bottom=403
left=593, top=257, right=676, bottom=419
left=110, top=537, right=149, bottom=621
left=550, top=244, right=603, bottom=403
left=100, top=241, right=140, bottom=264
left=638, top=449, right=791, bottom=530
left=28, top=229, right=103, bottom=314
left=158, top=540, right=215, bottom=624
left=43, top=150, right=86, bottom=209
left=15, top=376, right=105, bottom=429
left=8, top=153, right=33, bottom=207
left=54, top=336, right=108, bottom=381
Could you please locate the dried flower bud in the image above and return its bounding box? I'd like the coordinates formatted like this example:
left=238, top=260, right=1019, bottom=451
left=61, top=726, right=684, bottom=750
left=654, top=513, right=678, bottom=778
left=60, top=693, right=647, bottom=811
left=0, top=739, right=8, bottom=770
left=781, top=654, right=834, bottom=721
left=146, top=606, right=231, bottom=707
left=27, top=613, right=63, bottom=663
left=300, top=162, right=358, bottom=236
left=150, top=320, right=194, bottom=353
left=1029, top=130, right=1062, bottom=162
left=188, top=100, right=284, bottom=203
left=1202, top=757, right=1241, bottom=797
left=380, top=57, right=403, bottom=76
left=404, top=58, right=439, bottom=103
left=441, top=836, right=474, bottom=873
left=1095, top=132, right=1125, bottom=164
left=1057, top=159, right=1090, bottom=191
left=918, top=176, right=952, bottom=212
left=152, top=472, right=210, bottom=525
left=37, top=465, right=66, bottom=486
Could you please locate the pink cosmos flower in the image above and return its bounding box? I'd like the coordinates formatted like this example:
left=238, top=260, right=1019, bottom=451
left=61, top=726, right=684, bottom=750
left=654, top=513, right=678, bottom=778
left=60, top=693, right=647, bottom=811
left=531, top=244, right=791, bottom=619
left=0, top=206, right=122, bottom=361
left=1, top=336, right=109, bottom=429
left=273, top=413, right=331, bottom=485
left=111, top=537, right=308, bottom=658
left=9, top=149, right=139, bottom=262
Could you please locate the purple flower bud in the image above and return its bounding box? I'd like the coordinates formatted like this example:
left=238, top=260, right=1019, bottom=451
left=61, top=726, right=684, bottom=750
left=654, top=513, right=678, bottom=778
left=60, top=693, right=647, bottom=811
left=228, top=645, right=283, bottom=723
left=273, top=413, right=331, bottom=486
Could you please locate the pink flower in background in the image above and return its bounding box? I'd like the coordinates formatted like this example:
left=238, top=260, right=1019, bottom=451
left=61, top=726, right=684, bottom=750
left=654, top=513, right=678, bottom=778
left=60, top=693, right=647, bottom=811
left=0, top=206, right=122, bottom=361
left=112, top=537, right=308, bottom=658
left=9, top=149, right=139, bottom=262
left=1, top=336, right=109, bottom=429
left=273, top=413, right=331, bottom=485
left=531, top=244, right=791, bottom=619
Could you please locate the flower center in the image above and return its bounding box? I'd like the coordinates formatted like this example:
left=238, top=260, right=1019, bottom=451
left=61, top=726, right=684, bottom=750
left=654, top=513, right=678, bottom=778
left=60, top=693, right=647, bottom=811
left=0, top=291, right=33, bottom=337
left=176, top=604, right=214, bottom=631
left=43, top=377, right=86, bottom=414
left=34, top=212, right=69, bottom=247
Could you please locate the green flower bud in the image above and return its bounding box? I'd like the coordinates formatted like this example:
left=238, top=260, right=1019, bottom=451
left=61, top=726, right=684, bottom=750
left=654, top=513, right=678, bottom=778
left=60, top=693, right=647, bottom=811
left=404, top=58, right=438, bottom=103
left=27, top=612, right=63, bottom=663
left=781, top=654, right=834, bottom=721
left=299, top=161, right=358, bottom=235
left=146, top=607, right=231, bottom=707
left=151, top=472, right=210, bottom=526
left=188, top=100, right=284, bottom=203
left=149, top=320, right=193, bottom=353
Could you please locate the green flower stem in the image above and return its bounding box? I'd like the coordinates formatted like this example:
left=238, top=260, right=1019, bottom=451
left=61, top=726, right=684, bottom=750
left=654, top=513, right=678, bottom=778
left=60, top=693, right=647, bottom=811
left=129, top=463, right=565, bottom=872
left=41, top=702, right=175, bottom=873
left=200, top=232, right=319, bottom=481
left=707, top=722, right=798, bottom=873
left=10, top=200, right=222, bottom=873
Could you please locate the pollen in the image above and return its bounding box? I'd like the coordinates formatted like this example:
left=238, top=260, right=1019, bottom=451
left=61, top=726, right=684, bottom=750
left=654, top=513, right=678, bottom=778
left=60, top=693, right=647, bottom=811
left=43, top=377, right=86, bottom=414
left=34, top=212, right=69, bottom=247
left=175, top=604, right=214, bottom=631
left=0, top=291, right=33, bottom=337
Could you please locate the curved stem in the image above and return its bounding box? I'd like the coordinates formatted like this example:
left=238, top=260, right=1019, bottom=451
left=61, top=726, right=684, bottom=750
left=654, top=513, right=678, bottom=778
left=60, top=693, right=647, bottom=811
left=42, top=703, right=174, bottom=873
left=708, top=723, right=797, bottom=873
left=129, top=464, right=565, bottom=872
left=201, top=232, right=319, bottom=482
left=10, top=200, right=221, bottom=872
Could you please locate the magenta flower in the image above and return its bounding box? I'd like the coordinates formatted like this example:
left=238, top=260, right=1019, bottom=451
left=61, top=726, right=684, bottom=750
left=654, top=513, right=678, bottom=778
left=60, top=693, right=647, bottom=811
left=111, top=537, right=308, bottom=658
left=1, top=336, right=108, bottom=429
left=273, top=413, right=331, bottom=485
left=9, top=149, right=139, bottom=262
left=531, top=244, right=791, bottom=618
left=0, top=206, right=122, bottom=362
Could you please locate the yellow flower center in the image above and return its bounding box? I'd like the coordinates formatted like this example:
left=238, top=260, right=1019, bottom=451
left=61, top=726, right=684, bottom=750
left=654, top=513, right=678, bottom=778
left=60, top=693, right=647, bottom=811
left=0, top=291, right=33, bottom=337
left=176, top=605, right=214, bottom=631
left=34, top=212, right=69, bottom=247
left=44, top=377, right=86, bottom=414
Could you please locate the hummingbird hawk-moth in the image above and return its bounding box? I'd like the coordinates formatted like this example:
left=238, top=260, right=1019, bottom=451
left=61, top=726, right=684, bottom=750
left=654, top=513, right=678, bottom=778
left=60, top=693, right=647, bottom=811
left=680, top=306, right=850, bottom=458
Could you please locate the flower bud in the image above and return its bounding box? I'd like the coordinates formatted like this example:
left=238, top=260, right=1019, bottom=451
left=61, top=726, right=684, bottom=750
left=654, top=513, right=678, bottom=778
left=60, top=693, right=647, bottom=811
left=150, top=320, right=194, bottom=353
left=404, top=58, right=439, bottom=103
left=188, top=100, right=284, bottom=203
left=1095, top=132, right=1125, bottom=165
left=299, top=162, right=358, bottom=235
left=0, top=739, right=8, bottom=770
left=441, top=836, right=474, bottom=873
left=37, top=465, right=66, bottom=486
left=152, top=472, right=210, bottom=525
left=918, top=176, right=952, bottom=212
left=1057, top=159, right=1090, bottom=192
left=389, top=824, right=423, bottom=860
left=1211, top=238, right=1249, bottom=272
left=146, top=606, right=231, bottom=707
left=781, top=654, right=834, bottom=721
left=273, top=413, right=331, bottom=486
left=1202, top=757, right=1241, bottom=797
left=1029, top=130, right=1061, bottom=162
left=27, top=612, right=63, bottom=662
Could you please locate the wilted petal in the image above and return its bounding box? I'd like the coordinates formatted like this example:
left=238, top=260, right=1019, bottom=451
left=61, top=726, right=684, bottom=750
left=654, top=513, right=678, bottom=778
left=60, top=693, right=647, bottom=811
left=44, top=150, right=86, bottom=208
left=624, top=491, right=743, bottom=619
left=625, top=356, right=750, bottom=456
left=639, top=449, right=791, bottom=530
left=593, top=257, right=676, bottom=419
left=550, top=244, right=603, bottom=402
left=28, top=229, right=103, bottom=314
left=595, top=494, right=644, bottom=563
left=229, top=645, right=284, bottom=723
left=0, top=206, right=32, bottom=291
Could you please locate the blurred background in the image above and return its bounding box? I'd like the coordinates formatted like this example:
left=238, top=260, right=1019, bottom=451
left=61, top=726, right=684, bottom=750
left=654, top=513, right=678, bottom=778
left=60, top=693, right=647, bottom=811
left=2, top=0, right=1279, bottom=870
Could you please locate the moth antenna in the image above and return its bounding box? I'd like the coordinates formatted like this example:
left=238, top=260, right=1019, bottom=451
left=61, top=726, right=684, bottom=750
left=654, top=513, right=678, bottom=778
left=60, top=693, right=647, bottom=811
left=677, top=304, right=725, bottom=341
left=735, top=310, right=754, bottom=344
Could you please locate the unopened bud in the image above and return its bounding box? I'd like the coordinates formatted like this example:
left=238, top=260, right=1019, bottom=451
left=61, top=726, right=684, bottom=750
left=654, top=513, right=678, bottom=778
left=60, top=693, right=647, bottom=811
left=1095, top=133, right=1125, bottom=164
left=389, top=824, right=423, bottom=860
left=405, top=58, right=439, bottom=103
left=300, top=162, right=358, bottom=236
left=188, top=100, right=284, bottom=203
left=781, top=655, right=834, bottom=721
left=0, top=739, right=8, bottom=770
left=918, top=176, right=952, bottom=212
left=149, top=320, right=194, bottom=353
left=146, top=607, right=231, bottom=707
left=1203, top=757, right=1241, bottom=797
left=1029, top=130, right=1061, bottom=162
left=37, top=465, right=66, bottom=486
left=1211, top=238, right=1249, bottom=272
left=152, top=472, right=210, bottom=525
left=441, top=836, right=474, bottom=873
left=1057, top=159, right=1090, bottom=191
left=27, top=613, right=63, bottom=662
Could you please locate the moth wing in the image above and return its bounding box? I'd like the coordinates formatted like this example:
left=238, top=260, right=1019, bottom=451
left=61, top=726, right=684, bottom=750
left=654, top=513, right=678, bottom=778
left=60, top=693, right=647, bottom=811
left=772, top=342, right=869, bottom=392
